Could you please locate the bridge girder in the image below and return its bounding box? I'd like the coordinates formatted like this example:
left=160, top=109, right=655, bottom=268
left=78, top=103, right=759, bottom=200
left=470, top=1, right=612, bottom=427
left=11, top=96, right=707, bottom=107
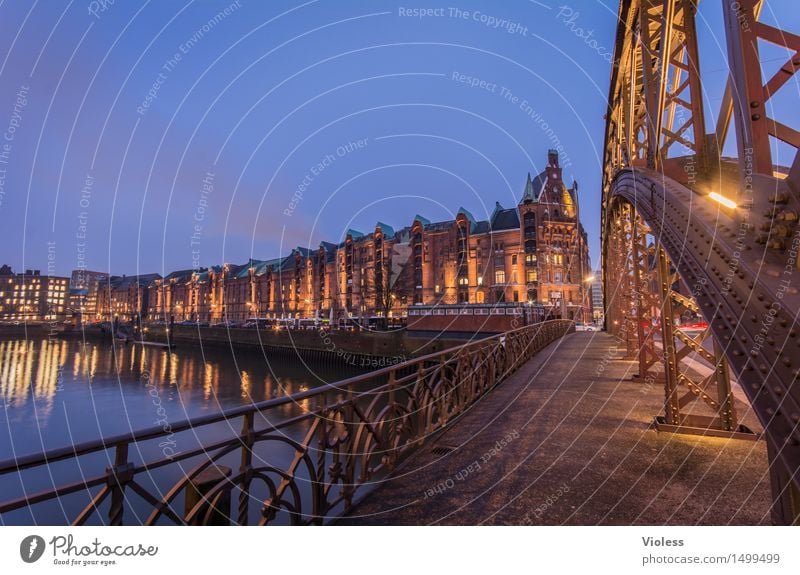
left=602, top=0, right=800, bottom=524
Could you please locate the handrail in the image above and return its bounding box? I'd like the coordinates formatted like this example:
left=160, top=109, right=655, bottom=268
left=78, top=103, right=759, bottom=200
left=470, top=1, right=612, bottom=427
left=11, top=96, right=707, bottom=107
left=0, top=320, right=573, bottom=525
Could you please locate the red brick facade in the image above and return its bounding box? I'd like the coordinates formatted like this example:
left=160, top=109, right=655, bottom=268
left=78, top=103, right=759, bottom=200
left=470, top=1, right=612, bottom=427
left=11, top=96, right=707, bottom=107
left=98, top=151, right=591, bottom=323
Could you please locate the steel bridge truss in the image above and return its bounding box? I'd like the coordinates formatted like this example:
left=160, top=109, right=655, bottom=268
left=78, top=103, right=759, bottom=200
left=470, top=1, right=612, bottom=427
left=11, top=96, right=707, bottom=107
left=603, top=0, right=800, bottom=524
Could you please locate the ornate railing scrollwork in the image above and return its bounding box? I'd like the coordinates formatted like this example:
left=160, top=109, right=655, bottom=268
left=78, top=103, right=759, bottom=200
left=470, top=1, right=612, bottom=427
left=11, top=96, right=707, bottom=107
left=0, top=320, right=572, bottom=526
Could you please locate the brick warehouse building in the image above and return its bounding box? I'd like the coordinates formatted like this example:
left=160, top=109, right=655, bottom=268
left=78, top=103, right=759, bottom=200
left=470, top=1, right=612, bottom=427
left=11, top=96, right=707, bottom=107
left=91, top=150, right=590, bottom=324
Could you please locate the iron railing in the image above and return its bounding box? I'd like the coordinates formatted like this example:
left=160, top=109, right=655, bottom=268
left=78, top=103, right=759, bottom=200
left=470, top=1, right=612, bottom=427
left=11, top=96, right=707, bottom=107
left=0, top=320, right=573, bottom=525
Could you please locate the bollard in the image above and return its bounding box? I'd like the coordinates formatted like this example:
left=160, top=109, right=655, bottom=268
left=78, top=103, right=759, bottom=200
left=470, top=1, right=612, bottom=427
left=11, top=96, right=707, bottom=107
left=184, top=465, right=232, bottom=525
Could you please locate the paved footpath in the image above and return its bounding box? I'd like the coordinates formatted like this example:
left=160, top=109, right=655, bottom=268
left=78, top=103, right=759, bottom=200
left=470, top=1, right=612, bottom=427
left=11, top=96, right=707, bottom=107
left=339, top=332, right=772, bottom=525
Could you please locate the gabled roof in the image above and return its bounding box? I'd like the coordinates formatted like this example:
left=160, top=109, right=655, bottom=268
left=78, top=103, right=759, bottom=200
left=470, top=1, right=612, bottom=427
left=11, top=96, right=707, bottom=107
left=527, top=171, right=549, bottom=202
left=375, top=221, right=394, bottom=236
left=490, top=202, right=520, bottom=231
left=111, top=273, right=162, bottom=290
left=345, top=229, right=364, bottom=240
left=223, top=263, right=247, bottom=278
left=490, top=201, right=504, bottom=222
left=457, top=207, right=478, bottom=233
left=195, top=270, right=211, bottom=283
left=164, top=268, right=195, bottom=282
left=319, top=241, right=338, bottom=263
left=235, top=259, right=266, bottom=279
left=412, top=214, right=430, bottom=227
left=423, top=219, right=455, bottom=233
left=473, top=220, right=491, bottom=234
left=277, top=252, right=301, bottom=271
left=293, top=246, right=313, bottom=258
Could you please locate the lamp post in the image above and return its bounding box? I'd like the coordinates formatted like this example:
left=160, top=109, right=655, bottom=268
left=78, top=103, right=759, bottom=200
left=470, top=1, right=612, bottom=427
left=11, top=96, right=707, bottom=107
left=574, top=179, right=586, bottom=323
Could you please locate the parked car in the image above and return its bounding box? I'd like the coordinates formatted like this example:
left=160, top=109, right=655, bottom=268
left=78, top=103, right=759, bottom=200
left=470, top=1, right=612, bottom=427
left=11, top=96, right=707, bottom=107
left=243, top=318, right=272, bottom=329
left=178, top=320, right=208, bottom=327
left=574, top=323, right=599, bottom=332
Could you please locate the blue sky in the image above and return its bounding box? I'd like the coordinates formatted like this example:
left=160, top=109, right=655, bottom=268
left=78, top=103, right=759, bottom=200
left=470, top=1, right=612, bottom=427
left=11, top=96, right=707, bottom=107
left=0, top=0, right=794, bottom=278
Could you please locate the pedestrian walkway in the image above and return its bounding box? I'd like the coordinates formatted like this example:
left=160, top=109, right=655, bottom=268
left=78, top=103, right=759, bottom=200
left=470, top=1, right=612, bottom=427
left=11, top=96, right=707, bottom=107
left=339, top=332, right=771, bottom=525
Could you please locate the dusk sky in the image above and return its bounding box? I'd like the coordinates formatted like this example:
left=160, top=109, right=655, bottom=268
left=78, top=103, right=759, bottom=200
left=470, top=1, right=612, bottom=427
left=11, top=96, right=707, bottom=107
left=0, top=0, right=794, bottom=278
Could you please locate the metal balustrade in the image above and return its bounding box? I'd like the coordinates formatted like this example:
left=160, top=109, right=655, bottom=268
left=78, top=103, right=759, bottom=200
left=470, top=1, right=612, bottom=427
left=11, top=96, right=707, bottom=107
left=0, top=320, right=573, bottom=525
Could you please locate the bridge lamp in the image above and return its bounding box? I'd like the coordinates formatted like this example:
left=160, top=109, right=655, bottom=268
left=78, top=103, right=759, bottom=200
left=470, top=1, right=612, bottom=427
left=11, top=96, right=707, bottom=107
left=583, top=275, right=595, bottom=283
left=709, top=191, right=737, bottom=209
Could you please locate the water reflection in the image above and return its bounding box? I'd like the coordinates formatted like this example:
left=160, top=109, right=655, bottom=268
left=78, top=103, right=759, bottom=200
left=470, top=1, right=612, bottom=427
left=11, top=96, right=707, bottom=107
left=0, top=337, right=367, bottom=459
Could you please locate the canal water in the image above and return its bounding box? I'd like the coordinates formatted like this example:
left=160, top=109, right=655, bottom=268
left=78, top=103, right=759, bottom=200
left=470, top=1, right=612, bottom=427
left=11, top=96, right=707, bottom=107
left=0, top=336, right=368, bottom=460
left=0, top=335, right=380, bottom=524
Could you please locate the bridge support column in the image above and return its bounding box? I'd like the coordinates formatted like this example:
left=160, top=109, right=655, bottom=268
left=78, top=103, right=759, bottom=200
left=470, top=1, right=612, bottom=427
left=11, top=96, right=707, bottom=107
left=631, top=212, right=659, bottom=381
left=655, top=244, right=681, bottom=426
left=767, top=440, right=800, bottom=525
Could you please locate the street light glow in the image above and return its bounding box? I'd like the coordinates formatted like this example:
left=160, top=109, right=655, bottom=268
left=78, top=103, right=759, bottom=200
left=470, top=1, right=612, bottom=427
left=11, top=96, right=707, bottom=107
left=709, top=191, right=737, bottom=209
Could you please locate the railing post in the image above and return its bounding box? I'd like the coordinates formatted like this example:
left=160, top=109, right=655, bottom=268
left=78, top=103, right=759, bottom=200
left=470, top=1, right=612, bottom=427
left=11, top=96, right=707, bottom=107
left=106, top=441, right=133, bottom=526
left=237, top=412, right=254, bottom=525
left=185, top=466, right=232, bottom=525
left=386, top=371, right=399, bottom=468
left=438, top=354, right=449, bottom=426
left=415, top=362, right=428, bottom=436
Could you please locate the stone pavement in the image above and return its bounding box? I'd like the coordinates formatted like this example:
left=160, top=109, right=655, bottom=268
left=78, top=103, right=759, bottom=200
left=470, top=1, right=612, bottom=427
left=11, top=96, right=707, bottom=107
left=339, top=332, right=772, bottom=525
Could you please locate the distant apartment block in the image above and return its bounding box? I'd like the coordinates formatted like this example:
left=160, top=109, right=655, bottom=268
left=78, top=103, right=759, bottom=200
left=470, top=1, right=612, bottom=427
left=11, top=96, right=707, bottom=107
left=0, top=265, right=70, bottom=322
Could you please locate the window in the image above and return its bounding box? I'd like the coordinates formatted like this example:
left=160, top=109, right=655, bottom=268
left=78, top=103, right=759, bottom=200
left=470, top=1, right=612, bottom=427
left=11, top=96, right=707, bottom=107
left=555, top=271, right=562, bottom=283
left=495, top=270, right=506, bottom=284
left=513, top=291, right=519, bottom=302
left=477, top=276, right=483, bottom=286
left=526, top=269, right=538, bottom=283
left=511, top=254, right=517, bottom=265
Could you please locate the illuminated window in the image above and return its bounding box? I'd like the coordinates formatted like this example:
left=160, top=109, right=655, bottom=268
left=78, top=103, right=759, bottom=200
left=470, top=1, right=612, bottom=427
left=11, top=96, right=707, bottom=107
left=495, top=270, right=506, bottom=284
left=526, top=269, right=537, bottom=283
